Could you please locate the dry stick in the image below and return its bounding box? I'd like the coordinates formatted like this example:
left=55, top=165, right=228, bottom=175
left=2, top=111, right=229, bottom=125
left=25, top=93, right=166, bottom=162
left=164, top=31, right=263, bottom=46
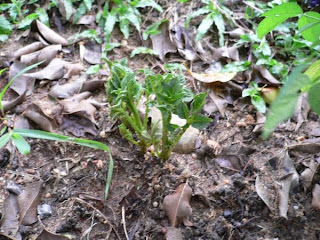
left=73, top=197, right=121, bottom=240
left=122, top=205, right=130, bottom=240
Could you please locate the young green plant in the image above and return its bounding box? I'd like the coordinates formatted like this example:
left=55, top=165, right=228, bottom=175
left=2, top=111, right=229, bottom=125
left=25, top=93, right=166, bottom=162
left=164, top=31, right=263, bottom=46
left=105, top=58, right=211, bottom=160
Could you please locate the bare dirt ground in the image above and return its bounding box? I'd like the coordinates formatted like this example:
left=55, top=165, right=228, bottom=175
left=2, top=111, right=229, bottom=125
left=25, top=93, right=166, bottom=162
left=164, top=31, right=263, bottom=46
left=1, top=0, right=320, bottom=239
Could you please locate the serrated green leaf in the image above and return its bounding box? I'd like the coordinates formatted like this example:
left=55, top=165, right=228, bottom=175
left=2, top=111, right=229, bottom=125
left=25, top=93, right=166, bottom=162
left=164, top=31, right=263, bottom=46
left=63, top=0, right=73, bottom=21
left=196, top=12, right=215, bottom=42
left=119, top=123, right=137, bottom=145
left=221, top=61, right=251, bottom=73
left=191, top=115, right=212, bottom=129
left=175, top=102, right=189, bottom=119
left=104, top=8, right=118, bottom=42
left=86, top=64, right=100, bottom=75
left=257, top=3, right=302, bottom=39
left=18, top=13, right=38, bottom=29
left=262, top=65, right=311, bottom=139
left=191, top=92, right=207, bottom=114
left=309, top=83, right=320, bottom=115
left=0, top=16, right=12, bottom=35
left=143, top=19, right=167, bottom=40
left=0, top=132, right=11, bottom=149
left=298, top=11, right=320, bottom=43
left=130, top=47, right=158, bottom=58
left=11, top=133, right=30, bottom=155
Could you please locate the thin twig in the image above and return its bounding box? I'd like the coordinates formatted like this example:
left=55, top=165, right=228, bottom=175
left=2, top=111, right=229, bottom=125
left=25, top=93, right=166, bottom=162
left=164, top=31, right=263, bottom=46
left=122, top=205, right=130, bottom=240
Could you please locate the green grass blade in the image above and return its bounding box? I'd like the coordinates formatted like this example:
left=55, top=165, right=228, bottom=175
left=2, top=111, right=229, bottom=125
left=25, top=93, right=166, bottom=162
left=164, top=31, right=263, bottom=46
left=0, top=132, right=11, bottom=149
left=11, top=133, right=30, bottom=154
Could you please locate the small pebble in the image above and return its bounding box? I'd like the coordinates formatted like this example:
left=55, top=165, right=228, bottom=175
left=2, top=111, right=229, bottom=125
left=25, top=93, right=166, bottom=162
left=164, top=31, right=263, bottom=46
left=45, top=192, right=51, bottom=198
left=153, top=202, right=159, bottom=208
left=25, top=168, right=36, bottom=174
left=6, top=181, right=22, bottom=195
left=154, top=184, right=161, bottom=191
left=37, top=204, right=52, bottom=219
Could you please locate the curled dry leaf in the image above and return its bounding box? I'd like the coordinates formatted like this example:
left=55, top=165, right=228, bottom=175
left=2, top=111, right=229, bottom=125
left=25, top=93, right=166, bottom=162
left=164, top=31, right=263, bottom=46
left=151, top=20, right=177, bottom=61
left=35, top=20, right=68, bottom=46
left=21, top=44, right=62, bottom=66
left=14, top=42, right=44, bottom=59
left=293, top=93, right=310, bottom=132
left=255, top=175, right=276, bottom=212
left=208, top=89, right=228, bottom=117
left=23, top=103, right=57, bottom=132
left=0, top=193, right=22, bottom=240
left=163, top=183, right=193, bottom=227
left=61, top=115, right=98, bottom=137
left=36, top=229, right=69, bottom=240
left=9, top=61, right=35, bottom=96
left=18, top=180, right=43, bottom=225
left=300, top=159, right=320, bottom=190
left=83, top=41, right=102, bottom=65
left=312, top=184, right=320, bottom=211
left=188, top=71, right=236, bottom=83
left=2, top=91, right=27, bottom=113
left=275, top=174, right=293, bottom=219
left=280, top=151, right=299, bottom=188
left=24, top=58, right=83, bottom=80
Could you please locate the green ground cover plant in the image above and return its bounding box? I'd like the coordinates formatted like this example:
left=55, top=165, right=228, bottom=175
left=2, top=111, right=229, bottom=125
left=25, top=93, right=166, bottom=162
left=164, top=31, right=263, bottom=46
left=105, top=58, right=211, bottom=160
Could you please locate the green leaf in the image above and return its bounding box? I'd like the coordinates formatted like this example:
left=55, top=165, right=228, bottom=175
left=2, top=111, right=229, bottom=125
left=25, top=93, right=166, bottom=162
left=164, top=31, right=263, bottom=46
left=298, top=11, right=320, bottom=43
left=221, top=61, right=251, bottom=72
left=185, top=7, right=210, bottom=27
left=304, top=60, right=320, bottom=83
left=11, top=134, right=30, bottom=155
left=18, top=13, right=38, bottom=29
left=104, top=8, right=118, bottom=42
left=119, top=18, right=130, bottom=39
left=36, top=8, right=49, bottom=26
left=143, top=19, right=167, bottom=40
left=132, top=0, right=163, bottom=12
left=212, top=9, right=225, bottom=47
left=63, top=0, right=73, bottom=21
left=190, top=115, right=212, bottom=129
left=73, top=2, right=87, bottom=24
left=175, top=102, right=189, bottom=119
left=196, top=12, right=215, bottom=42
left=262, top=65, right=311, bottom=139
left=257, top=3, right=303, bottom=39
left=84, top=0, right=93, bottom=10
left=309, top=83, right=320, bottom=115
left=119, top=123, right=137, bottom=145
left=0, top=132, right=11, bottom=149
left=252, top=96, right=266, bottom=113
left=0, top=34, right=9, bottom=42
left=0, top=16, right=12, bottom=35
left=191, top=92, right=207, bottom=114
left=86, top=64, right=100, bottom=75
left=130, top=47, right=158, bottom=58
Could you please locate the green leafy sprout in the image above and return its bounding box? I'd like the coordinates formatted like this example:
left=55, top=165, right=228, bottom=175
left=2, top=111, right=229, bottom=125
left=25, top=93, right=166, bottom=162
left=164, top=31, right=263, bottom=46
left=105, top=58, right=211, bottom=160
left=242, top=82, right=266, bottom=114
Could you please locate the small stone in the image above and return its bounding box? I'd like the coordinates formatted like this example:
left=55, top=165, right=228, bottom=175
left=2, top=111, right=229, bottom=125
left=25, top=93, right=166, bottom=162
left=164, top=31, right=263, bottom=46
left=236, top=121, right=247, bottom=128
left=45, top=192, right=51, bottom=198
left=223, top=209, right=232, bottom=217
left=153, top=201, right=159, bottom=208
left=99, top=131, right=106, bottom=138
left=6, top=181, right=22, bottom=195
left=296, top=136, right=305, bottom=141
left=226, top=122, right=231, bottom=127
left=154, top=184, right=161, bottom=191
left=25, top=168, right=36, bottom=174
left=37, top=204, right=52, bottom=219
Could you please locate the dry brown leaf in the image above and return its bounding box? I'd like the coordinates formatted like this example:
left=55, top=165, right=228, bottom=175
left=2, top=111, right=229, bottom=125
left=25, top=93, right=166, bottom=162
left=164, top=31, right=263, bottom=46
left=2, top=92, right=27, bottom=113
left=163, top=183, right=193, bottom=227
left=61, top=115, right=98, bottom=137
left=9, top=61, right=35, bottom=96
left=188, top=69, right=236, bottom=83
left=35, top=20, right=68, bottom=46
left=20, top=44, right=62, bottom=66
left=0, top=193, right=22, bottom=240
left=36, top=229, right=69, bottom=240
left=83, top=41, right=102, bottom=64
left=312, top=184, right=320, bottom=211
left=13, top=115, right=30, bottom=129
left=23, top=103, right=57, bottom=132
left=208, top=89, right=228, bottom=117
left=255, top=175, right=276, bottom=212
left=151, top=21, right=177, bottom=61
left=293, top=93, right=310, bottom=132
left=300, top=159, right=319, bottom=190
left=18, top=181, right=43, bottom=225
left=275, top=174, right=293, bottom=219
left=14, top=42, right=44, bottom=59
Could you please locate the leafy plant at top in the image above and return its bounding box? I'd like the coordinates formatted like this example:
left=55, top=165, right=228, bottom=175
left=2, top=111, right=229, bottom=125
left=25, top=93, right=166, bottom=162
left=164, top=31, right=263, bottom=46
left=105, top=58, right=211, bottom=160
left=256, top=2, right=320, bottom=139
left=185, top=0, right=229, bottom=46
left=97, top=0, right=163, bottom=42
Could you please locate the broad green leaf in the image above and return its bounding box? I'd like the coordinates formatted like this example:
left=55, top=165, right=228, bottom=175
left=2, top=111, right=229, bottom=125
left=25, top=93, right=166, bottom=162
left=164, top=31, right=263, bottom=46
left=132, top=0, right=163, bottom=12
left=0, top=16, right=12, bottom=35
left=86, top=64, right=100, bottom=75
left=84, top=0, right=93, bottom=10
left=0, top=132, right=11, bottom=149
left=73, top=2, right=87, bottom=24
left=262, top=65, right=311, bottom=139
left=257, top=3, right=303, bottom=39
left=119, top=18, right=130, bottom=39
left=18, top=13, right=38, bottom=29
left=212, top=9, right=225, bottom=47
left=0, top=34, right=9, bottom=42
left=104, top=8, right=118, bottom=42
left=185, top=7, right=210, bottom=27
left=36, top=8, right=49, bottom=26
left=221, top=61, right=251, bottom=72
left=196, top=12, right=215, bottom=42
left=309, top=83, right=320, bottom=115
left=252, top=96, right=266, bottom=113
left=304, top=60, right=320, bottom=83
left=191, top=115, right=212, bottom=129
left=298, top=11, right=320, bottom=43
left=175, top=102, right=189, bottom=119
left=63, top=0, right=73, bottom=21
left=191, top=92, right=207, bottom=114
left=130, top=47, right=158, bottom=58
left=105, top=42, right=121, bottom=51
left=11, top=134, right=30, bottom=155
left=143, top=19, right=167, bottom=40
